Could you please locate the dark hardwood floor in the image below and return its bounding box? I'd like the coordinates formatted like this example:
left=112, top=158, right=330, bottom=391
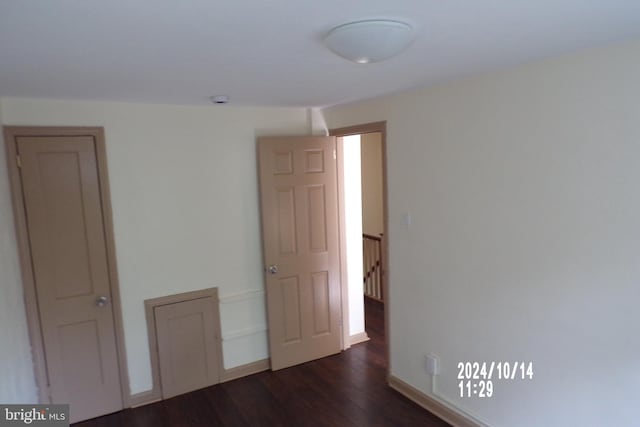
left=75, top=297, right=449, bottom=427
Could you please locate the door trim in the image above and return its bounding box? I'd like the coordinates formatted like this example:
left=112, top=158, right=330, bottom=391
left=329, top=121, right=390, bottom=379
left=3, top=126, right=130, bottom=407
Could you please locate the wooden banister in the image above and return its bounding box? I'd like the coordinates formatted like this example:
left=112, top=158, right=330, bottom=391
left=363, top=234, right=383, bottom=302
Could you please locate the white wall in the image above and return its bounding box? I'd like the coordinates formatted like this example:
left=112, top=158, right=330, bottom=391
left=360, top=132, right=384, bottom=236
left=341, top=135, right=365, bottom=336
left=323, top=39, right=640, bottom=427
left=0, top=98, right=308, bottom=395
left=0, top=101, right=39, bottom=403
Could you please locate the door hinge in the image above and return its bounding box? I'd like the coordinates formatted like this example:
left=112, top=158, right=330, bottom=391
left=333, top=150, right=337, bottom=160
left=16, top=154, right=22, bottom=169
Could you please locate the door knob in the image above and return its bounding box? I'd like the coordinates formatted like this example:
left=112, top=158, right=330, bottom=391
left=96, top=296, right=109, bottom=307
left=268, top=265, right=279, bottom=274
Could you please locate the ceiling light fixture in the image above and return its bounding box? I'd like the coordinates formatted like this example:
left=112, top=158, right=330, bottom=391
left=324, top=20, right=415, bottom=64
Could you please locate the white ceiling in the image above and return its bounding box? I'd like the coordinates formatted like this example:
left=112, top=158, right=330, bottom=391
left=1, top=1, right=640, bottom=108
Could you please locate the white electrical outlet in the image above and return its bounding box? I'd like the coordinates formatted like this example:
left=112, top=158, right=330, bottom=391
left=425, top=354, right=439, bottom=375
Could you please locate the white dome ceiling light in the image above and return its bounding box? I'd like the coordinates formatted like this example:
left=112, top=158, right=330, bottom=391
left=324, top=20, right=415, bottom=64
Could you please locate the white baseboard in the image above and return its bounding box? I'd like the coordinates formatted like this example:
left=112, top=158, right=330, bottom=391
left=349, top=331, right=370, bottom=345
left=388, top=375, right=488, bottom=427
left=129, top=390, right=161, bottom=408
left=220, top=358, right=271, bottom=383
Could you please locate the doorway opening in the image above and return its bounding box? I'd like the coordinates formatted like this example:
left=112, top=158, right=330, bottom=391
left=331, top=122, right=388, bottom=371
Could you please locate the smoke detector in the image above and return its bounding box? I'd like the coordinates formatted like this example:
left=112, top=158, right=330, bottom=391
left=210, top=95, right=230, bottom=104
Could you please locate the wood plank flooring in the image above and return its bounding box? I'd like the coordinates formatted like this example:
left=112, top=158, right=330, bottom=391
left=75, top=298, right=449, bottom=427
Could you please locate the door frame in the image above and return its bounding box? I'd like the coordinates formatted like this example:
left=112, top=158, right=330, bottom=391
left=3, top=126, right=130, bottom=407
left=329, top=121, right=390, bottom=378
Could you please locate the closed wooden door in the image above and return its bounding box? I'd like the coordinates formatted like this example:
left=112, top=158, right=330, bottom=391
left=155, top=296, right=221, bottom=399
left=12, top=132, right=123, bottom=422
left=258, top=136, right=342, bottom=370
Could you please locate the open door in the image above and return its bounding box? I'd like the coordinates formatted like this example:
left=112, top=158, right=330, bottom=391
left=258, top=136, right=342, bottom=370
